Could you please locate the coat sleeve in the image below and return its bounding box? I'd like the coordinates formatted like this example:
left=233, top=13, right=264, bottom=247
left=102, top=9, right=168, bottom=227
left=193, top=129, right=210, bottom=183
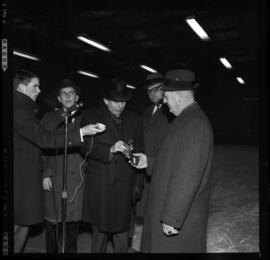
left=40, top=113, right=56, bottom=178
left=80, top=109, right=112, bottom=163
left=160, top=118, right=211, bottom=229
left=14, top=107, right=82, bottom=149
left=133, top=117, right=145, bottom=188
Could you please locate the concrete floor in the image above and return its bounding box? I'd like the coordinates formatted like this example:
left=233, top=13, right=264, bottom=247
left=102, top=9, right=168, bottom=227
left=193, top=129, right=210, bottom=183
left=23, top=144, right=259, bottom=253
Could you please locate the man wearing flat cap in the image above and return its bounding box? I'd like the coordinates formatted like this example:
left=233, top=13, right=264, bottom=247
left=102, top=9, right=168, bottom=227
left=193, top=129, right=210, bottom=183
left=81, top=78, right=144, bottom=253
left=137, top=73, right=173, bottom=217
left=40, top=79, right=84, bottom=253
left=133, top=69, right=214, bottom=252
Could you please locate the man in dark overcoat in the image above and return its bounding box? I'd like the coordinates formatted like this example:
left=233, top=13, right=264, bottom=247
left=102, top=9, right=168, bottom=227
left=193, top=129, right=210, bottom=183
left=137, top=73, right=173, bottom=218
left=81, top=78, right=144, bottom=253
left=133, top=69, right=214, bottom=253
left=41, top=79, right=84, bottom=253
left=13, top=69, right=104, bottom=253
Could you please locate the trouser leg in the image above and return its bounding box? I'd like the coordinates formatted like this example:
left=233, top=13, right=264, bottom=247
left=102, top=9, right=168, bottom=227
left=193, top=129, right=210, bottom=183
left=112, top=230, right=129, bottom=253
left=91, top=224, right=108, bottom=253
left=44, top=220, right=58, bottom=253
left=14, top=225, right=29, bottom=253
left=65, top=222, right=79, bottom=253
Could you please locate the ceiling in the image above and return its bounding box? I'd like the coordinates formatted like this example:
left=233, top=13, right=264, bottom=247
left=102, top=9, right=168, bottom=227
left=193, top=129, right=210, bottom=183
left=10, top=1, right=265, bottom=98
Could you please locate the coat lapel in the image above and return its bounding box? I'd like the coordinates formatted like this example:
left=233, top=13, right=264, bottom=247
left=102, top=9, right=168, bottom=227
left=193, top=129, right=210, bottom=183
left=102, top=106, right=121, bottom=141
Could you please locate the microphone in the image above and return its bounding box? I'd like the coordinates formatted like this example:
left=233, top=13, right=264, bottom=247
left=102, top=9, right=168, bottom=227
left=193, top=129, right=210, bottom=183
left=61, top=103, right=83, bottom=118
left=64, top=102, right=83, bottom=114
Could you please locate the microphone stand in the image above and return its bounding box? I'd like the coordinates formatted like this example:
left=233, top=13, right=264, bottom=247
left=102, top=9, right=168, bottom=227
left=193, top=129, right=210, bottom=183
left=60, top=108, right=72, bottom=253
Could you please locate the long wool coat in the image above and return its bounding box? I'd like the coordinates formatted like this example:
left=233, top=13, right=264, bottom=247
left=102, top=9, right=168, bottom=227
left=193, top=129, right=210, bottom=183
left=141, top=103, right=214, bottom=253
left=142, top=104, right=173, bottom=175
left=138, top=104, right=173, bottom=217
left=40, top=109, right=84, bottom=223
left=13, top=91, right=82, bottom=225
left=81, top=105, right=144, bottom=233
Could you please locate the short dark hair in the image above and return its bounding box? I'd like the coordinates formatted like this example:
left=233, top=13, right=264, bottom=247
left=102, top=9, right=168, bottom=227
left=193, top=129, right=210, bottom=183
left=13, top=69, right=37, bottom=90
left=57, top=78, right=80, bottom=96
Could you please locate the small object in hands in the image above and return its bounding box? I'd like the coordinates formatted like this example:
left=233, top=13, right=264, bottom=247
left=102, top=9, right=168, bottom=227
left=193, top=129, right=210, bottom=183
left=130, top=154, right=139, bottom=166
left=125, top=140, right=139, bottom=165
left=96, top=123, right=106, bottom=131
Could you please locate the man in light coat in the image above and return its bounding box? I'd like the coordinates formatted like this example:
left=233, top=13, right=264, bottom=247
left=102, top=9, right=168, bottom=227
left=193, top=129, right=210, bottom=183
left=133, top=69, right=214, bottom=253
left=41, top=79, right=84, bottom=253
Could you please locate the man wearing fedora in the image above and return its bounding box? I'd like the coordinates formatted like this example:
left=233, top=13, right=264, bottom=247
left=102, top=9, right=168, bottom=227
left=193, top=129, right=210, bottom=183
left=41, top=79, right=85, bottom=253
left=80, top=78, right=144, bottom=253
left=133, top=69, right=214, bottom=252
left=137, top=73, right=173, bottom=217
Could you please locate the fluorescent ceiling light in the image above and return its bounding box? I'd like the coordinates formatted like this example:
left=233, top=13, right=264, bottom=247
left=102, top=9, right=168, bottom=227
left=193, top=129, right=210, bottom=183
left=77, top=35, right=111, bottom=52
left=219, top=57, right=233, bottom=69
left=236, top=77, right=245, bottom=84
left=77, top=70, right=99, bottom=78
left=185, top=17, right=210, bottom=41
left=140, top=65, right=157, bottom=73
left=126, top=84, right=136, bottom=89
left=13, top=50, right=40, bottom=61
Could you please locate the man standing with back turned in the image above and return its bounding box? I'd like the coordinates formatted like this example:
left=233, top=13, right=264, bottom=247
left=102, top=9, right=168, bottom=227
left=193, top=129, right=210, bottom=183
left=133, top=69, right=214, bottom=253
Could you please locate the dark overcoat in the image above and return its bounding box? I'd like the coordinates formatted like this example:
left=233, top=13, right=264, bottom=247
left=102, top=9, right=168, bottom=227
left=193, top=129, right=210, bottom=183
left=81, top=105, right=144, bottom=233
left=138, top=104, right=172, bottom=216
left=141, top=103, right=214, bottom=253
left=13, top=91, right=81, bottom=225
left=41, top=109, right=84, bottom=223
left=142, top=104, right=173, bottom=175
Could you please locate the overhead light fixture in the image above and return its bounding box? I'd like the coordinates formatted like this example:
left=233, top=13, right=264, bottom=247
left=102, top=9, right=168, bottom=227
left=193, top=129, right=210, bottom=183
left=13, top=49, right=40, bottom=61
left=185, top=17, right=210, bottom=41
left=219, top=57, right=233, bottom=69
left=140, top=65, right=157, bottom=73
left=77, top=70, right=99, bottom=78
left=236, top=77, right=245, bottom=84
left=77, top=35, right=111, bottom=52
left=126, top=84, right=136, bottom=89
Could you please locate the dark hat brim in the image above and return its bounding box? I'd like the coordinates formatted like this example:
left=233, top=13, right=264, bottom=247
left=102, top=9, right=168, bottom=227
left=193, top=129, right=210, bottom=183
left=104, top=90, right=133, bottom=102
left=144, top=77, right=165, bottom=89
left=160, top=79, right=199, bottom=91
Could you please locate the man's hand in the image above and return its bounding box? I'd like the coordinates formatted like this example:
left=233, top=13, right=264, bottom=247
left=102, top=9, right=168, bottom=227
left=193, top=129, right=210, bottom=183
left=110, top=140, right=129, bottom=154
left=162, top=222, right=179, bottom=236
left=43, top=177, right=53, bottom=191
left=81, top=123, right=106, bottom=136
left=130, top=153, right=147, bottom=169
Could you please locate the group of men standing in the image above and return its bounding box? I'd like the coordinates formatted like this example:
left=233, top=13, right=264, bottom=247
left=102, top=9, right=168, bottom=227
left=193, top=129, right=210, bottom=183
left=13, top=68, right=214, bottom=254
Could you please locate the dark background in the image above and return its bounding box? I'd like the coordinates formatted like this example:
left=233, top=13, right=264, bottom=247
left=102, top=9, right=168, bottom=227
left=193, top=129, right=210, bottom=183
left=10, top=0, right=267, bottom=145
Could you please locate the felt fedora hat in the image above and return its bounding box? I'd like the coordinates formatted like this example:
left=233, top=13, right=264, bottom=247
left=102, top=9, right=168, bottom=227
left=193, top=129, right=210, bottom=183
left=144, top=72, right=165, bottom=90
left=103, top=78, right=133, bottom=102
left=161, top=69, right=199, bottom=91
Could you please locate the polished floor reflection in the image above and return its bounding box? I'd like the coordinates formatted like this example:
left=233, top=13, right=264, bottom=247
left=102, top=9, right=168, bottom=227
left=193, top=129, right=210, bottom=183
left=24, top=144, right=259, bottom=253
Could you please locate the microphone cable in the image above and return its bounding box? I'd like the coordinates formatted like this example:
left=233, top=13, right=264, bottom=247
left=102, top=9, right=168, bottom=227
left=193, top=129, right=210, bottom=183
left=67, top=135, right=94, bottom=203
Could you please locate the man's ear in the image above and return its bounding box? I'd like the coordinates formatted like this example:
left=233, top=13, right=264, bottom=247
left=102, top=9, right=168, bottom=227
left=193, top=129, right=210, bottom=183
left=17, top=83, right=26, bottom=92
left=57, top=96, right=61, bottom=103
left=75, top=95, right=79, bottom=103
left=103, top=98, right=109, bottom=105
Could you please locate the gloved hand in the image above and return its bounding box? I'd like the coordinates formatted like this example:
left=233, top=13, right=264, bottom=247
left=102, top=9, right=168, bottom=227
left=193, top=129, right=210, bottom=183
left=132, top=185, right=143, bottom=205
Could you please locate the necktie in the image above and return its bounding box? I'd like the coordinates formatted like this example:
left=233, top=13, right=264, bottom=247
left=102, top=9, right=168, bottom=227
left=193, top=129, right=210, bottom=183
left=152, top=104, right=161, bottom=115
